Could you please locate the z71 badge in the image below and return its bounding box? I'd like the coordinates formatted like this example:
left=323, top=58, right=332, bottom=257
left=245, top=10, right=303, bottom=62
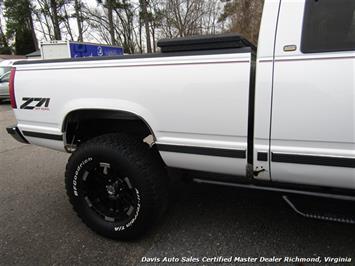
left=20, top=97, right=50, bottom=110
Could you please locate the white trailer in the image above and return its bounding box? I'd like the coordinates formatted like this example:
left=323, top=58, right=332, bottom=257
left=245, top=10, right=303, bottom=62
left=40, top=40, right=124, bottom=60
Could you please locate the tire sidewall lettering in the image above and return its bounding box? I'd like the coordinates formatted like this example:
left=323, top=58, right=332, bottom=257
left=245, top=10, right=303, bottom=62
left=72, top=157, right=93, bottom=196
left=114, top=188, right=141, bottom=232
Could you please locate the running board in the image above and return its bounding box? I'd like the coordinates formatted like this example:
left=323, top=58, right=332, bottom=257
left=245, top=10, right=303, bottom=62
left=283, top=195, right=355, bottom=224
left=193, top=178, right=355, bottom=201
left=193, top=178, right=355, bottom=224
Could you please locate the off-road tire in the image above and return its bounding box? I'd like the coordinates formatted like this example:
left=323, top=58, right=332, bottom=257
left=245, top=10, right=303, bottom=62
left=65, top=133, right=168, bottom=240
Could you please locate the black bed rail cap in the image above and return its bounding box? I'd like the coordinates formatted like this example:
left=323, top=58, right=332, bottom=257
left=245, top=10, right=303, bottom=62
left=157, top=33, right=256, bottom=53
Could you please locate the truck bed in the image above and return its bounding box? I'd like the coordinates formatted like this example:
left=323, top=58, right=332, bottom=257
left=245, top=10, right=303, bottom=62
left=13, top=34, right=254, bottom=176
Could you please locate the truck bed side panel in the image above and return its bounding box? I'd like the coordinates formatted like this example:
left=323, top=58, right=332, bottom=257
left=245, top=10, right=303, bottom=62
left=14, top=52, right=251, bottom=176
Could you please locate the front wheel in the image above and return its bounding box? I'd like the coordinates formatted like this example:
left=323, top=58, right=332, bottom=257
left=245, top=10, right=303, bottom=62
left=65, top=133, right=168, bottom=240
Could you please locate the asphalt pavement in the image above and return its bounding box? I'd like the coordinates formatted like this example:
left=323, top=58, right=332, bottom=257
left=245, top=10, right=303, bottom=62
left=1, top=102, right=355, bottom=266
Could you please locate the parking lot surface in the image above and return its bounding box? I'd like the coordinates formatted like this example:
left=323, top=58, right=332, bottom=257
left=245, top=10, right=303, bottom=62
left=1, top=103, right=355, bottom=266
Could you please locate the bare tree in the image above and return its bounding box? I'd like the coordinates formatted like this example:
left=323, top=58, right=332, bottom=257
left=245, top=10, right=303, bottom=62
left=74, top=0, right=83, bottom=41
left=82, top=6, right=112, bottom=44
left=33, top=0, right=53, bottom=40
left=200, top=0, right=223, bottom=34
left=139, top=0, right=152, bottom=52
left=62, top=3, right=74, bottom=40
left=97, top=0, right=116, bottom=45
left=219, top=0, right=264, bottom=44
left=33, top=0, right=66, bottom=40
left=157, top=0, right=223, bottom=38
left=49, top=0, right=61, bottom=39
left=27, top=0, right=229, bottom=54
left=82, top=1, right=140, bottom=53
left=113, top=1, right=137, bottom=53
left=0, top=0, right=9, bottom=48
left=147, top=0, right=164, bottom=52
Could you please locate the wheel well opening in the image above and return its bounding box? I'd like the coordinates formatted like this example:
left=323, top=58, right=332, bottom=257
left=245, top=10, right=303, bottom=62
left=63, top=109, right=155, bottom=148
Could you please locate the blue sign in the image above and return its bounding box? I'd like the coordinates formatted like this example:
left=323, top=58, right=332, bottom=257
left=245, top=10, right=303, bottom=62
left=69, top=43, right=124, bottom=58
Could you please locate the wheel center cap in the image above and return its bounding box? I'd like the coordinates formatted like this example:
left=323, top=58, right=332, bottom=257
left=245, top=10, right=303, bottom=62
left=106, top=185, right=116, bottom=196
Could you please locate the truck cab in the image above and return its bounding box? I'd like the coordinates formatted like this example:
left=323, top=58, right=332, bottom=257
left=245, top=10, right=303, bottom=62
left=254, top=0, right=355, bottom=189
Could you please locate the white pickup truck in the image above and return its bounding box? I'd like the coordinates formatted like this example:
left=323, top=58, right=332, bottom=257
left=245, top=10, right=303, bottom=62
left=6, top=0, right=355, bottom=239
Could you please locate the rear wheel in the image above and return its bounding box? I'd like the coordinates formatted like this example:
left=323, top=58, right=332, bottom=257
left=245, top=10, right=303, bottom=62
left=65, top=133, right=168, bottom=240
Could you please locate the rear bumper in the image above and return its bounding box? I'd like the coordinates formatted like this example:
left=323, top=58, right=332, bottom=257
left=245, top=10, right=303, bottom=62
left=6, top=125, right=29, bottom=144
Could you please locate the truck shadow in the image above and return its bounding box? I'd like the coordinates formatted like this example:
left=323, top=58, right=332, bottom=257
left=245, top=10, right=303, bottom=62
left=153, top=178, right=355, bottom=258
